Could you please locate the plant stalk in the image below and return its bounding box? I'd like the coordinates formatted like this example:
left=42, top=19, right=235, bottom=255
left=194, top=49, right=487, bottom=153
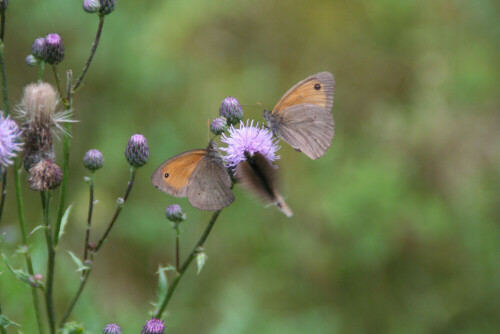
left=154, top=210, right=222, bottom=319
left=41, top=191, right=56, bottom=334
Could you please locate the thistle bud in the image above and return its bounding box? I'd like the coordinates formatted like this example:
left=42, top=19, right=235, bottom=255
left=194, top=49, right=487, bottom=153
left=34, top=273, right=43, bottom=281
left=83, top=149, right=104, bottom=172
left=141, top=318, right=165, bottom=334
left=165, top=204, right=186, bottom=223
left=210, top=117, right=227, bottom=135
left=28, top=159, right=63, bottom=191
left=43, top=33, right=64, bottom=65
left=83, top=0, right=100, bottom=13
left=26, top=55, right=38, bottom=66
left=124, top=134, right=149, bottom=167
left=31, top=38, right=45, bottom=59
left=98, top=0, right=115, bottom=15
left=219, top=97, right=243, bottom=125
left=103, top=323, right=122, bottom=334
left=116, top=197, right=124, bottom=207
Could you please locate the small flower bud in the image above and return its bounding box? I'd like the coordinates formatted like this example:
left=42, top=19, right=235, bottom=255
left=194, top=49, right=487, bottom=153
left=141, top=318, right=165, bottom=334
left=210, top=117, right=227, bottom=135
left=26, top=55, right=38, bottom=66
left=28, top=159, right=63, bottom=191
left=83, top=0, right=100, bottom=13
left=166, top=204, right=186, bottom=223
left=83, top=149, right=104, bottom=172
left=31, top=38, right=45, bottom=59
left=43, top=33, right=64, bottom=64
left=34, top=273, right=43, bottom=281
left=103, top=323, right=122, bottom=334
left=219, top=97, right=243, bottom=125
left=98, top=0, right=115, bottom=15
left=124, top=134, right=149, bottom=167
left=0, top=0, right=8, bottom=10
left=83, top=259, right=92, bottom=267
left=116, top=197, right=124, bottom=207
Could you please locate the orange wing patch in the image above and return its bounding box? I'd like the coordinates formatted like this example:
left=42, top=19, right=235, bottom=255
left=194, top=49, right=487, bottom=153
left=161, top=150, right=206, bottom=195
left=273, top=79, right=328, bottom=114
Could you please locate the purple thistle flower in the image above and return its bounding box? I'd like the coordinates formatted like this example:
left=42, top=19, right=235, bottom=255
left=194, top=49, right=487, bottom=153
left=43, top=33, right=64, bottom=64
left=210, top=117, right=227, bottom=135
left=166, top=204, right=186, bottom=223
left=0, top=112, right=22, bottom=168
left=103, top=323, right=122, bottom=334
left=219, top=96, right=243, bottom=125
left=83, top=0, right=100, bottom=13
left=125, top=134, right=149, bottom=167
left=220, top=120, right=280, bottom=171
left=98, top=0, right=116, bottom=15
left=31, top=38, right=45, bottom=59
left=141, top=318, right=165, bottom=334
left=26, top=55, right=38, bottom=66
left=83, top=149, right=104, bottom=172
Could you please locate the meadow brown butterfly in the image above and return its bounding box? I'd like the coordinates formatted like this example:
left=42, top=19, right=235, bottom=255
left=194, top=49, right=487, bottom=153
left=151, top=141, right=235, bottom=211
left=263, top=72, right=335, bottom=160
left=235, top=152, right=293, bottom=217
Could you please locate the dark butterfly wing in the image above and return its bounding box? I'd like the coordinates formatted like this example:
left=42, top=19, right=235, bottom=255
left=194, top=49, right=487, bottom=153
left=278, top=104, right=334, bottom=159
left=187, top=155, right=235, bottom=211
left=235, top=153, right=293, bottom=217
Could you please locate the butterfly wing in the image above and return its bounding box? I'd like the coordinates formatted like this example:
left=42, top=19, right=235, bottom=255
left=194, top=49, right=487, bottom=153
left=151, top=149, right=207, bottom=197
left=187, top=155, right=235, bottom=210
left=278, top=104, right=334, bottom=159
left=272, top=71, right=335, bottom=115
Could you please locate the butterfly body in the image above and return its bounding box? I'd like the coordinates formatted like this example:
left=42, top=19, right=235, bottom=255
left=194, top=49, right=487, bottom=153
left=264, top=72, right=335, bottom=159
left=151, top=141, right=234, bottom=211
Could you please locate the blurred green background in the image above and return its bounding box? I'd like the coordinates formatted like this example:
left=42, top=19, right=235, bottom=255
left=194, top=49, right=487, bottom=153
left=1, top=0, right=500, bottom=332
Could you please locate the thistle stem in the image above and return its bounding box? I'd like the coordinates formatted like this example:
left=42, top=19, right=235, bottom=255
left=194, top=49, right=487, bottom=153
left=59, top=268, right=91, bottom=326
left=51, top=65, right=66, bottom=106
left=95, top=167, right=136, bottom=252
left=60, top=167, right=137, bottom=325
left=175, top=224, right=180, bottom=271
left=41, top=191, right=56, bottom=334
left=83, top=173, right=94, bottom=262
left=154, top=210, right=222, bottom=319
left=0, top=170, right=7, bottom=225
left=38, top=61, right=45, bottom=82
left=0, top=6, right=5, bottom=42
left=73, top=15, right=105, bottom=92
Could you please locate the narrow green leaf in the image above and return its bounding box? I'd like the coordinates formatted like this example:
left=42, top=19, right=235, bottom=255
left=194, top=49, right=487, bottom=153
left=58, top=204, right=74, bottom=242
left=196, top=252, right=207, bottom=274
left=27, top=225, right=46, bottom=238
left=2, top=254, right=32, bottom=286
left=0, top=314, right=20, bottom=328
left=67, top=251, right=89, bottom=272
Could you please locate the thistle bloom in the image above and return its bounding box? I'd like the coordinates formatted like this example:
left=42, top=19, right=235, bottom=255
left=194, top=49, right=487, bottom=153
left=166, top=204, right=186, bottom=223
left=103, top=323, right=122, bottom=334
left=43, top=33, right=64, bottom=64
left=210, top=117, right=227, bottom=135
left=219, top=96, right=243, bottom=125
left=25, top=55, right=38, bottom=66
left=220, top=120, right=280, bottom=170
left=0, top=112, right=22, bottom=168
left=141, top=318, right=165, bottom=334
left=83, top=149, right=104, bottom=172
left=125, top=134, right=149, bottom=167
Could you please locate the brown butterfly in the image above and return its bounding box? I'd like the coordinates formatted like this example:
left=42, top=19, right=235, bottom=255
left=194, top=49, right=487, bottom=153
left=263, top=72, right=335, bottom=160
left=235, top=151, right=293, bottom=217
left=151, top=141, right=235, bottom=211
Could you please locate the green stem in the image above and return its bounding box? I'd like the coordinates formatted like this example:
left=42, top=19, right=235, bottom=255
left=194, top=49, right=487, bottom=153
left=0, top=169, right=7, bottom=225
left=38, top=61, right=45, bottom=82
left=59, top=167, right=137, bottom=326
left=54, top=122, right=71, bottom=247
left=175, top=224, right=180, bottom=271
left=73, top=15, right=105, bottom=92
left=83, top=173, right=94, bottom=262
left=41, top=191, right=56, bottom=334
left=154, top=210, right=222, bottom=319
left=0, top=40, right=9, bottom=115
left=95, top=167, right=136, bottom=252
left=13, top=160, right=45, bottom=334
left=51, top=65, right=66, bottom=106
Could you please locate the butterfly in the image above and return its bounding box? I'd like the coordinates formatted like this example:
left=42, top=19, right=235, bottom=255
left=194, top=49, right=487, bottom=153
left=151, top=141, right=235, bottom=211
left=263, top=72, right=335, bottom=160
left=235, top=151, right=293, bottom=217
